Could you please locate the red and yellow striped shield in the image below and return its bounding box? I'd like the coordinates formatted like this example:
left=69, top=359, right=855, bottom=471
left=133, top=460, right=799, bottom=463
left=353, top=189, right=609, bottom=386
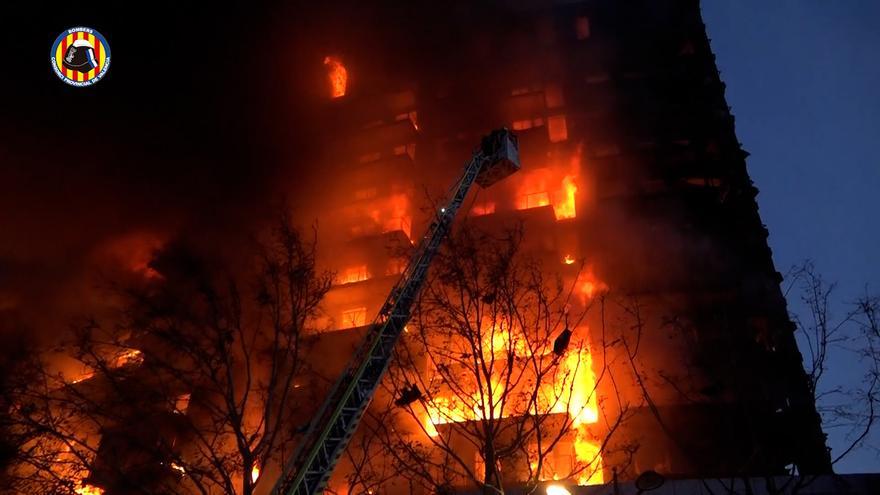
left=50, top=27, right=111, bottom=86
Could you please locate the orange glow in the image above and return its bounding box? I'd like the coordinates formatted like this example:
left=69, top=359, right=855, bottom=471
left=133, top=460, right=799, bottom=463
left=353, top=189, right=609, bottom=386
left=342, top=307, right=367, bottom=328
left=471, top=202, right=496, bottom=216
left=563, top=255, right=575, bottom=265
left=101, top=232, right=164, bottom=280
left=113, top=349, right=143, bottom=368
left=514, top=144, right=583, bottom=222
left=420, top=321, right=603, bottom=484
left=577, top=271, right=607, bottom=304
left=75, top=483, right=104, bottom=495
left=547, top=115, right=568, bottom=142
left=554, top=176, right=577, bottom=220
left=377, top=193, right=412, bottom=239
left=323, top=56, right=347, bottom=98
left=70, top=371, right=95, bottom=384
left=251, top=463, right=261, bottom=483
left=339, top=265, right=370, bottom=285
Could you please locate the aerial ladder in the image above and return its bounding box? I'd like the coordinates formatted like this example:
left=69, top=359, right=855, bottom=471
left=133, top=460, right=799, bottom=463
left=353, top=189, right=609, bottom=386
left=270, top=128, right=520, bottom=495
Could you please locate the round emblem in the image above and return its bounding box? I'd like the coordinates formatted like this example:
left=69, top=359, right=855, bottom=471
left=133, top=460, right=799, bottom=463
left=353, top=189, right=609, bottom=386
left=50, top=27, right=111, bottom=87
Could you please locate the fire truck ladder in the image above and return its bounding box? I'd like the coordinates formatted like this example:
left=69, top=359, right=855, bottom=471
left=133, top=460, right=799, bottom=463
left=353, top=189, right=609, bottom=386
left=270, top=128, right=520, bottom=495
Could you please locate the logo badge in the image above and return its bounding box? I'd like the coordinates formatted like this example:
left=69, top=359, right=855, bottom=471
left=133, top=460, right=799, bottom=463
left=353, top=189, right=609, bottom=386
left=50, top=27, right=111, bottom=87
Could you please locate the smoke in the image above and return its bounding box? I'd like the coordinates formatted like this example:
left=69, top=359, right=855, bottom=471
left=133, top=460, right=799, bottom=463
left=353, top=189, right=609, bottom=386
left=0, top=0, right=710, bottom=348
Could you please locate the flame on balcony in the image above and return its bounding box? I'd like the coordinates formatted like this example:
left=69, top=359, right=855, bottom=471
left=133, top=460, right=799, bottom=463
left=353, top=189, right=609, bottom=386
left=420, top=321, right=603, bottom=485
left=323, top=56, right=347, bottom=98
left=516, top=170, right=578, bottom=221
left=338, top=265, right=370, bottom=285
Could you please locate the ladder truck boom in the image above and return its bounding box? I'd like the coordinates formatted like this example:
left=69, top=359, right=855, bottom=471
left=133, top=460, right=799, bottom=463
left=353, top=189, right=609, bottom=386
left=270, top=128, right=520, bottom=495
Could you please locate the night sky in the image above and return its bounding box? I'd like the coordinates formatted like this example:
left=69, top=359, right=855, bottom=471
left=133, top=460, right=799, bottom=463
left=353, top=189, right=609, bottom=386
left=1, top=0, right=877, bottom=475
left=703, top=0, right=880, bottom=473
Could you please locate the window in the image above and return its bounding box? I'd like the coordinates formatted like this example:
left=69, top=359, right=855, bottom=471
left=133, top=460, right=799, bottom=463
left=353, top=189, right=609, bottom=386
left=386, top=258, right=406, bottom=276
left=575, top=16, right=591, bottom=40
left=338, top=265, right=370, bottom=285
left=342, top=307, right=367, bottom=328
left=471, top=202, right=496, bottom=216
left=547, top=115, right=568, bottom=142
left=393, top=143, right=416, bottom=160
left=512, top=117, right=544, bottom=131
left=522, top=191, right=550, bottom=210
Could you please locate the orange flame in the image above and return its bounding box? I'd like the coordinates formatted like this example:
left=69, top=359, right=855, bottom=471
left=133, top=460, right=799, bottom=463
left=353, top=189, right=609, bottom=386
left=563, top=255, right=575, bottom=265
left=251, top=463, right=261, bottom=483
left=420, top=323, right=604, bottom=485
left=338, top=265, right=370, bottom=285
left=554, top=175, right=577, bottom=220
left=75, top=483, right=104, bottom=495
left=323, top=56, right=347, bottom=98
left=515, top=170, right=578, bottom=221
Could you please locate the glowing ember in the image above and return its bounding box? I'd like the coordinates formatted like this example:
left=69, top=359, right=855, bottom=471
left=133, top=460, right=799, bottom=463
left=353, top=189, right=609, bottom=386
left=70, top=371, right=95, bottom=384
left=113, top=349, right=143, bottom=368
left=323, top=56, right=347, bottom=98
left=546, top=485, right=572, bottom=495
left=251, top=463, right=260, bottom=483
left=563, top=255, right=575, bottom=265
left=75, top=483, right=104, bottom=495
left=170, top=462, right=186, bottom=475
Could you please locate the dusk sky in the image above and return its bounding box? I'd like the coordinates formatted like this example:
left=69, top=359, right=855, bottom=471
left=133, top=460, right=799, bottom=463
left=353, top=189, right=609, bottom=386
left=702, top=1, right=880, bottom=473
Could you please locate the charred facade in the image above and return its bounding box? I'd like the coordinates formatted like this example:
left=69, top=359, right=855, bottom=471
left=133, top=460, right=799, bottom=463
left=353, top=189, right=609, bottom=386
left=298, top=0, right=831, bottom=488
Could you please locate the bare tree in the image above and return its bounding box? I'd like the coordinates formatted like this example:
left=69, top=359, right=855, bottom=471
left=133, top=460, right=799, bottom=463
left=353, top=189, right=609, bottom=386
left=5, top=216, right=332, bottom=495
left=785, top=261, right=879, bottom=465
left=342, top=224, right=631, bottom=495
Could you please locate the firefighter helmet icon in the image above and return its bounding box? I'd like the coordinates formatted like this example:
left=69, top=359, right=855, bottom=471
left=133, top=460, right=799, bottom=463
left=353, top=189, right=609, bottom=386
left=50, top=27, right=111, bottom=86
left=62, top=39, right=98, bottom=73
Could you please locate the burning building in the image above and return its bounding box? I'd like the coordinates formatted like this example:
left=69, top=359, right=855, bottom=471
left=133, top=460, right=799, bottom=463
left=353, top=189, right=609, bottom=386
left=6, top=0, right=834, bottom=494
left=293, top=0, right=832, bottom=491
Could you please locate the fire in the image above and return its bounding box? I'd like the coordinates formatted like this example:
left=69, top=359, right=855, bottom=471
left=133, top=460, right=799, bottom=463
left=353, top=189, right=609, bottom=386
left=251, top=463, right=261, bottom=483
left=339, top=265, right=370, bottom=285
left=420, top=323, right=603, bottom=485
left=576, top=270, right=607, bottom=304
left=554, top=175, right=577, bottom=220
left=563, top=255, right=575, bottom=265
left=515, top=170, right=578, bottom=221
left=75, top=483, right=104, bottom=495
left=546, top=485, right=572, bottom=495
left=471, top=202, right=496, bottom=216
left=323, top=56, right=347, bottom=98
left=113, top=349, right=143, bottom=368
